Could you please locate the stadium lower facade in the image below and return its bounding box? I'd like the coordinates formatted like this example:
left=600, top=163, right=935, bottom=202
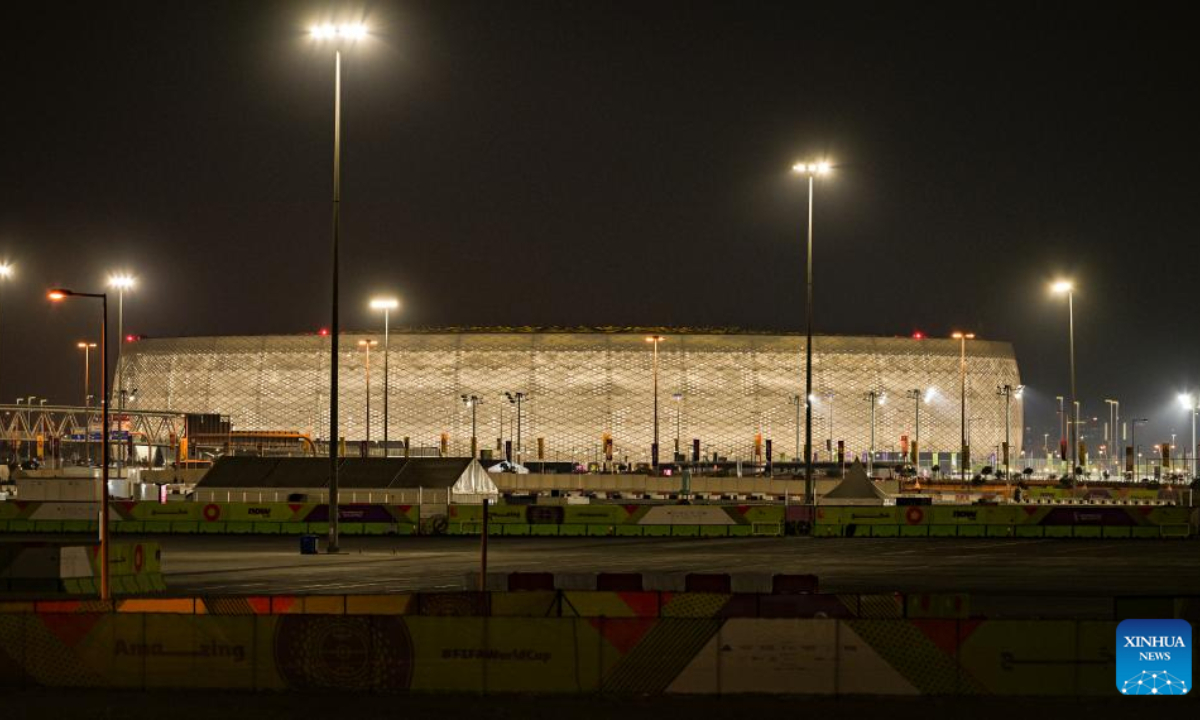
left=119, top=330, right=1022, bottom=468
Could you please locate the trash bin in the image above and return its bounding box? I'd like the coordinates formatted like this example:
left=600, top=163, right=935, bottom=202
left=300, top=534, right=320, bottom=555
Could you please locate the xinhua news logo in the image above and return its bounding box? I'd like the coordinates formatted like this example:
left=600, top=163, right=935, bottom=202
left=1116, top=619, right=1191, bottom=696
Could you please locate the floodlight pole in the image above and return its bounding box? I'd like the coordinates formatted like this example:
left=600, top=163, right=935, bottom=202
left=328, top=48, right=342, bottom=552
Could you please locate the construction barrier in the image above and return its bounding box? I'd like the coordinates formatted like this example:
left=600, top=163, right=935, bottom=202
left=813, top=504, right=1195, bottom=538
left=1, top=500, right=1194, bottom=537
left=0, top=600, right=1168, bottom=695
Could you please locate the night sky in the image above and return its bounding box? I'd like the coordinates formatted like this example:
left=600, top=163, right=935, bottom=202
left=2, top=2, right=1197, bottom=453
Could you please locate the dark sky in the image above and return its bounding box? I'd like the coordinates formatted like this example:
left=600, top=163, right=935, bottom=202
left=2, top=1, right=1197, bottom=452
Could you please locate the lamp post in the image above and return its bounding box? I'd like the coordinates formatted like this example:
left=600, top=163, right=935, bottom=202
left=49, top=289, right=110, bottom=602
left=79, top=342, right=97, bottom=464
left=789, top=394, right=803, bottom=462
left=645, top=335, right=664, bottom=469
left=952, top=332, right=975, bottom=478
left=791, top=160, right=831, bottom=507
left=504, top=392, right=526, bottom=465
left=997, top=384, right=1023, bottom=483
left=1130, top=418, right=1147, bottom=480
left=906, top=389, right=923, bottom=469
left=311, top=22, right=368, bottom=553
left=1105, top=398, right=1120, bottom=475
left=865, top=390, right=884, bottom=477
left=462, top=395, right=482, bottom=458
left=1179, top=394, right=1198, bottom=480
left=0, top=263, right=10, bottom=394
left=672, top=392, right=683, bottom=461
left=1050, top=280, right=1078, bottom=479
left=108, top=274, right=134, bottom=474
left=369, top=298, right=399, bottom=456
left=357, top=339, right=377, bottom=454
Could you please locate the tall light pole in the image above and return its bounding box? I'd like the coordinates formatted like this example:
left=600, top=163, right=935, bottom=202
left=645, top=335, right=664, bottom=469
left=865, top=390, right=884, bottom=477
left=108, top=274, right=134, bottom=474
left=792, top=160, right=831, bottom=507
left=1050, top=280, right=1078, bottom=479
left=79, top=342, right=97, bottom=465
left=1105, top=398, right=1120, bottom=475
left=1179, top=394, right=1198, bottom=480
left=1130, top=417, right=1147, bottom=480
left=952, top=332, right=975, bottom=478
left=906, top=389, right=923, bottom=468
left=789, top=394, right=803, bottom=461
left=369, top=297, right=399, bottom=456
left=49, top=289, right=110, bottom=602
left=311, top=22, right=367, bottom=552
left=997, top=384, right=1023, bottom=482
left=672, top=392, right=683, bottom=461
left=0, top=263, right=11, bottom=396
left=504, top=392, right=526, bottom=465
left=462, top=395, right=482, bottom=458
left=357, top=339, right=377, bottom=453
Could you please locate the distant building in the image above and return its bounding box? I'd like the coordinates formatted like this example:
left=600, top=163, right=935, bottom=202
left=120, top=329, right=1022, bottom=468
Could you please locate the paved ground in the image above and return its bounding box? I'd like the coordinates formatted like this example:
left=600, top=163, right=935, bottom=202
left=139, top=535, right=1200, bottom=601
left=10, top=689, right=1189, bottom=720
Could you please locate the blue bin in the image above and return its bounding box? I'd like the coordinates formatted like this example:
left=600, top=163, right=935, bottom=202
left=300, top=534, right=320, bottom=555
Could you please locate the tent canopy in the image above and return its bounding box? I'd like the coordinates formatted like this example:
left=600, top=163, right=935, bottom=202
left=821, top=460, right=890, bottom=505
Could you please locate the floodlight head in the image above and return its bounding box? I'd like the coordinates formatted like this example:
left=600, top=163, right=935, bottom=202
left=369, top=297, right=400, bottom=311
left=108, top=274, right=136, bottom=290
left=1051, top=280, right=1074, bottom=294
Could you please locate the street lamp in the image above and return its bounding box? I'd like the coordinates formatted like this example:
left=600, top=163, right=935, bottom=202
left=672, top=392, right=684, bottom=461
left=369, top=297, right=399, bottom=456
left=357, top=339, right=377, bottom=453
left=311, top=21, right=369, bottom=553
left=865, top=390, right=884, bottom=477
left=504, top=392, right=526, bottom=465
left=1130, top=417, right=1148, bottom=480
left=905, top=389, right=929, bottom=469
left=645, top=335, right=664, bottom=469
left=1050, top=280, right=1078, bottom=479
left=1179, top=394, right=1198, bottom=480
left=951, top=332, right=975, bottom=478
left=107, top=274, right=134, bottom=474
left=462, top=395, right=483, bottom=458
left=1104, top=398, right=1120, bottom=475
left=0, top=262, right=10, bottom=394
left=997, top=384, right=1024, bottom=483
left=792, top=159, right=832, bottom=508
left=49, top=288, right=111, bottom=602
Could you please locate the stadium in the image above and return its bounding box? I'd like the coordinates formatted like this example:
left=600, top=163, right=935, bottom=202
left=118, top=329, right=1022, bottom=470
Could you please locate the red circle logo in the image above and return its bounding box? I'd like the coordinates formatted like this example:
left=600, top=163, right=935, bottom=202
left=905, top=506, right=924, bottom=525
left=203, top=504, right=221, bottom=521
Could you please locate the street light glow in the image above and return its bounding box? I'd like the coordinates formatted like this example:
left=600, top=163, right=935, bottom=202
left=310, top=23, right=368, bottom=41
left=357, top=339, right=378, bottom=347
left=924, top=387, right=937, bottom=403
left=47, top=289, right=70, bottom=301
left=369, top=297, right=399, bottom=311
left=951, top=331, right=975, bottom=340
left=791, top=160, right=833, bottom=176
left=645, top=335, right=664, bottom=343
left=1051, top=279, right=1073, bottom=294
left=108, top=274, right=136, bottom=290
left=1180, top=393, right=1196, bottom=409
left=0, top=263, right=11, bottom=278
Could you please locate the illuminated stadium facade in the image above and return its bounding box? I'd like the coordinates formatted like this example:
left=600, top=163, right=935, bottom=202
left=120, top=330, right=1022, bottom=468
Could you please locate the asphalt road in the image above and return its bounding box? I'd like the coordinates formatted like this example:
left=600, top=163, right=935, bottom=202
left=137, top=535, right=1200, bottom=602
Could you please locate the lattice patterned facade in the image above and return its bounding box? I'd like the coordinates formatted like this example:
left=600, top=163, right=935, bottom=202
left=119, top=332, right=1022, bottom=466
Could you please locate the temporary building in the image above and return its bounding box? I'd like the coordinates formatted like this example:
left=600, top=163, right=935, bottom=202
left=192, top=456, right=497, bottom=504
left=820, top=460, right=892, bottom=505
